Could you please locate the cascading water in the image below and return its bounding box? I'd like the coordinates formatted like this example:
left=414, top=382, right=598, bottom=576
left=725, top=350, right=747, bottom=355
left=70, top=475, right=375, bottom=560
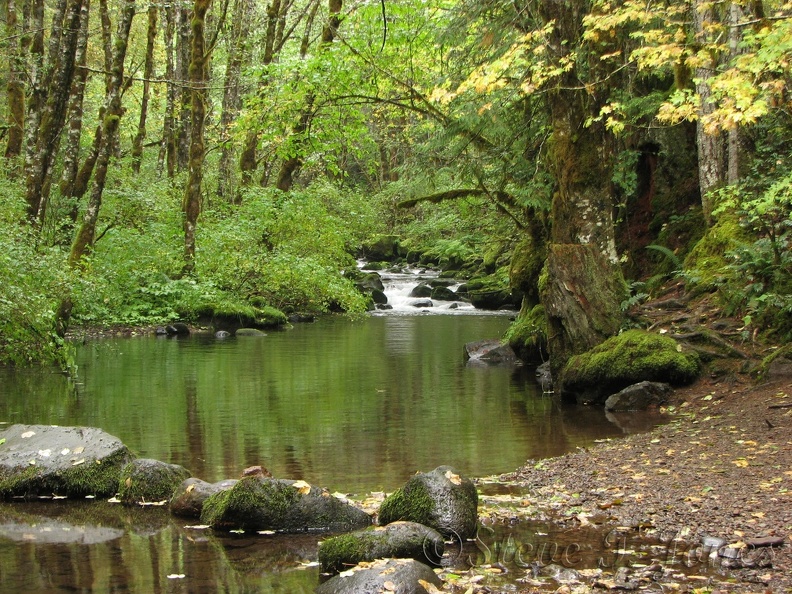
left=359, top=261, right=479, bottom=314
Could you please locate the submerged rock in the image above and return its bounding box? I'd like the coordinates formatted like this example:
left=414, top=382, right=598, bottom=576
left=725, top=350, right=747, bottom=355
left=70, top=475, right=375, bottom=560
left=117, top=459, right=191, bottom=505
left=604, top=381, right=672, bottom=412
left=318, top=521, right=444, bottom=573
left=464, top=339, right=520, bottom=366
left=411, top=299, right=433, bottom=308
left=200, top=476, right=371, bottom=533
left=235, top=328, right=267, bottom=337
left=315, top=558, right=443, bottom=594
left=170, top=478, right=238, bottom=517
left=378, top=466, right=478, bottom=540
left=0, top=425, right=133, bottom=499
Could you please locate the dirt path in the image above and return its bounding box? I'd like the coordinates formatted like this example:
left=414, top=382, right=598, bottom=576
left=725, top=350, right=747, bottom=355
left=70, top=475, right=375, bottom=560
left=497, top=374, right=792, bottom=592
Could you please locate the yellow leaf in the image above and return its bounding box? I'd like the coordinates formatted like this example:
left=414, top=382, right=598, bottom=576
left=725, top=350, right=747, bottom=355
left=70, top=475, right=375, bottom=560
left=445, top=470, right=462, bottom=485
left=383, top=581, right=397, bottom=591
left=732, top=458, right=749, bottom=468
left=292, top=480, right=311, bottom=495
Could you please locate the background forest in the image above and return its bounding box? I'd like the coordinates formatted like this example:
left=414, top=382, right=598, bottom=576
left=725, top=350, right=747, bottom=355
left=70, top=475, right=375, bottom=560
left=1, top=0, right=791, bottom=368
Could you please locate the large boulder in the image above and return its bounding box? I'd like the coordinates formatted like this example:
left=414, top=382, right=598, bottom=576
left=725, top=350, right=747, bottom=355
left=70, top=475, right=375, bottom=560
left=318, top=521, right=445, bottom=574
left=409, top=284, right=433, bottom=298
left=200, top=476, right=371, bottom=533
left=315, top=558, right=443, bottom=594
left=560, top=329, right=701, bottom=404
left=378, top=466, right=478, bottom=540
left=362, top=235, right=401, bottom=262
left=0, top=425, right=133, bottom=499
left=464, top=340, right=520, bottom=367
left=430, top=286, right=458, bottom=301
left=604, top=381, right=673, bottom=412
left=117, top=459, right=191, bottom=505
left=170, top=478, right=239, bottom=518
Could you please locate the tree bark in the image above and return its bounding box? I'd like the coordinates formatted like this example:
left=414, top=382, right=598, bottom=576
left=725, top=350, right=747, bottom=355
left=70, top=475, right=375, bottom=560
left=4, top=0, right=25, bottom=162
left=693, top=0, right=725, bottom=224
left=182, top=0, right=212, bottom=275
left=159, top=1, right=177, bottom=177
left=23, top=0, right=84, bottom=226
left=217, top=0, right=253, bottom=201
left=176, top=3, right=192, bottom=171
left=531, top=0, right=625, bottom=381
left=131, top=4, right=158, bottom=173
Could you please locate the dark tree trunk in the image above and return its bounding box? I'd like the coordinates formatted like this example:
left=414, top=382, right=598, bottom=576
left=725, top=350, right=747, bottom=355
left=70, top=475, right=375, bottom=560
left=131, top=4, right=158, bottom=173
left=159, top=1, right=177, bottom=177
left=182, top=0, right=212, bottom=275
left=176, top=4, right=192, bottom=172
left=530, top=0, right=625, bottom=380
left=4, top=0, right=25, bottom=162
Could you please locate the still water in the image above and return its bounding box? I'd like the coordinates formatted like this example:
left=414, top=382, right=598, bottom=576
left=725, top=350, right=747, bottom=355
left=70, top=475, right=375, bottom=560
left=0, top=314, right=659, bottom=592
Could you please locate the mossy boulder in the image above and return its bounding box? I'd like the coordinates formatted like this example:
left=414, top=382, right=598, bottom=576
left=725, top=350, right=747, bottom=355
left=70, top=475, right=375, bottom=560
left=378, top=466, right=478, bottom=540
left=362, top=235, right=401, bottom=262
left=170, top=477, right=238, bottom=517
left=315, top=558, right=443, bottom=594
left=430, top=286, right=458, bottom=301
left=684, top=215, right=751, bottom=293
left=560, top=329, right=701, bottom=404
left=0, top=425, right=133, bottom=499
left=117, top=459, right=191, bottom=505
left=409, top=283, right=433, bottom=298
left=318, top=521, right=445, bottom=574
left=193, top=300, right=287, bottom=330
left=200, top=476, right=371, bottom=533
left=235, top=328, right=267, bottom=337
left=465, top=271, right=518, bottom=310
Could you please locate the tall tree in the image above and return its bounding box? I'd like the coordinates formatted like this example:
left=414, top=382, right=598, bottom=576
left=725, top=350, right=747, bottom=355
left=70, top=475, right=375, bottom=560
left=131, top=3, right=159, bottom=173
left=4, top=0, right=25, bottom=162
left=182, top=0, right=212, bottom=274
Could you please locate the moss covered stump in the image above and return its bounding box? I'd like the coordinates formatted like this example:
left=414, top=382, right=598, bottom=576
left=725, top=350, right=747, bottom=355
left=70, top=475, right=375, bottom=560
left=0, top=425, right=133, bottom=499
left=378, top=466, right=478, bottom=540
left=318, top=521, right=445, bottom=574
left=200, top=476, right=372, bottom=533
left=117, top=459, right=191, bottom=505
left=561, top=329, right=701, bottom=404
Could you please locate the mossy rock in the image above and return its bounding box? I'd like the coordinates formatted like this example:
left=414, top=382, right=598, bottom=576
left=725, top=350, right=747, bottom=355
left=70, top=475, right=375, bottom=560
left=684, top=215, right=751, bottom=293
left=362, top=235, right=401, bottom=262
left=560, top=329, right=701, bottom=404
left=200, top=476, right=372, bottom=533
left=118, top=459, right=191, bottom=505
left=0, top=425, right=133, bottom=499
left=465, top=270, right=518, bottom=310
left=505, top=303, right=548, bottom=365
left=318, top=521, right=444, bottom=574
left=510, top=235, right=546, bottom=308
left=235, top=328, right=267, bottom=337
left=170, top=478, right=238, bottom=518
left=378, top=466, right=478, bottom=540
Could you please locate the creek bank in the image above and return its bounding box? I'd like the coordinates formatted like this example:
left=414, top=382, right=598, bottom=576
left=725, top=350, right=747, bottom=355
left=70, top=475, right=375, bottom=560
left=498, top=374, right=792, bottom=593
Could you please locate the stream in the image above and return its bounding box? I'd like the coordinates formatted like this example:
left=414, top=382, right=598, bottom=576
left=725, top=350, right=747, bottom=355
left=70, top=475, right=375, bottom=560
left=0, top=266, right=667, bottom=592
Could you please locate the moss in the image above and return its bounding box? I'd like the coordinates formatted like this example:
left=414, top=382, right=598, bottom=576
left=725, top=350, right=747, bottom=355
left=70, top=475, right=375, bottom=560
left=378, top=481, right=434, bottom=528
left=0, top=465, right=39, bottom=499
left=200, top=477, right=298, bottom=530
left=684, top=215, right=751, bottom=292
left=117, top=460, right=190, bottom=504
left=505, top=303, right=547, bottom=365
left=256, top=305, right=287, bottom=327
left=318, top=532, right=371, bottom=572
left=561, top=329, right=701, bottom=403
left=509, top=236, right=547, bottom=307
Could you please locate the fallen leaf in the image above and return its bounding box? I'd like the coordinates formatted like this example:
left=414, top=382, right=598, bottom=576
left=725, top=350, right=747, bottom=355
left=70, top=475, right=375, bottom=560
left=445, top=470, right=462, bottom=485
left=21, top=431, right=35, bottom=439
left=73, top=446, right=84, bottom=454
left=166, top=574, right=185, bottom=579
left=732, top=458, right=749, bottom=468
left=383, top=581, right=397, bottom=591
left=339, top=570, right=355, bottom=577
left=38, top=449, right=51, bottom=458
left=292, top=480, right=311, bottom=495
left=184, top=525, right=210, bottom=530
left=60, top=448, right=70, bottom=455
left=417, top=579, right=443, bottom=593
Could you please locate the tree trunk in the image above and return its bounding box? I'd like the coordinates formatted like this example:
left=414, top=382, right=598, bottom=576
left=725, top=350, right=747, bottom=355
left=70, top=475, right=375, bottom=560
left=693, top=0, right=725, bottom=224
left=276, top=0, right=341, bottom=193
left=159, top=1, right=177, bottom=177
left=69, top=0, right=135, bottom=266
left=4, top=0, right=25, bottom=162
left=532, top=0, right=625, bottom=381
left=131, top=4, right=158, bottom=173
left=23, top=0, right=84, bottom=226
left=176, top=4, right=192, bottom=172
left=58, top=0, right=91, bottom=217
left=182, top=0, right=212, bottom=275
left=217, top=0, right=253, bottom=201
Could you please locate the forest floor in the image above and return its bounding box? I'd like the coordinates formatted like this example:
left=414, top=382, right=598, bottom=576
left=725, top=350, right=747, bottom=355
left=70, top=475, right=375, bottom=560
left=454, top=288, right=792, bottom=594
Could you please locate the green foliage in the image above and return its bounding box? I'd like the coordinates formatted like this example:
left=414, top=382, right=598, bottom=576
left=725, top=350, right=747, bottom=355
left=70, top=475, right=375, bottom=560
left=0, top=186, right=69, bottom=366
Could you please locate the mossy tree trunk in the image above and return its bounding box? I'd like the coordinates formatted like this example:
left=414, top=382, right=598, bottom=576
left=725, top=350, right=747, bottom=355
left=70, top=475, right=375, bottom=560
left=131, top=4, right=158, bottom=174
left=533, top=0, right=626, bottom=380
left=181, top=0, right=212, bottom=276
left=4, top=0, right=25, bottom=163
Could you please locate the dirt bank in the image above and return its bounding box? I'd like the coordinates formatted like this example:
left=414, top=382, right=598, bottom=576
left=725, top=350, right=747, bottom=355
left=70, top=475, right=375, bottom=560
left=495, top=374, right=792, bottom=592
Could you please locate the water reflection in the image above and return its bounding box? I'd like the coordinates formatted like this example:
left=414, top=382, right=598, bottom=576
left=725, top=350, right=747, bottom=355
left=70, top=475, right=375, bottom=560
left=0, top=315, right=668, bottom=592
